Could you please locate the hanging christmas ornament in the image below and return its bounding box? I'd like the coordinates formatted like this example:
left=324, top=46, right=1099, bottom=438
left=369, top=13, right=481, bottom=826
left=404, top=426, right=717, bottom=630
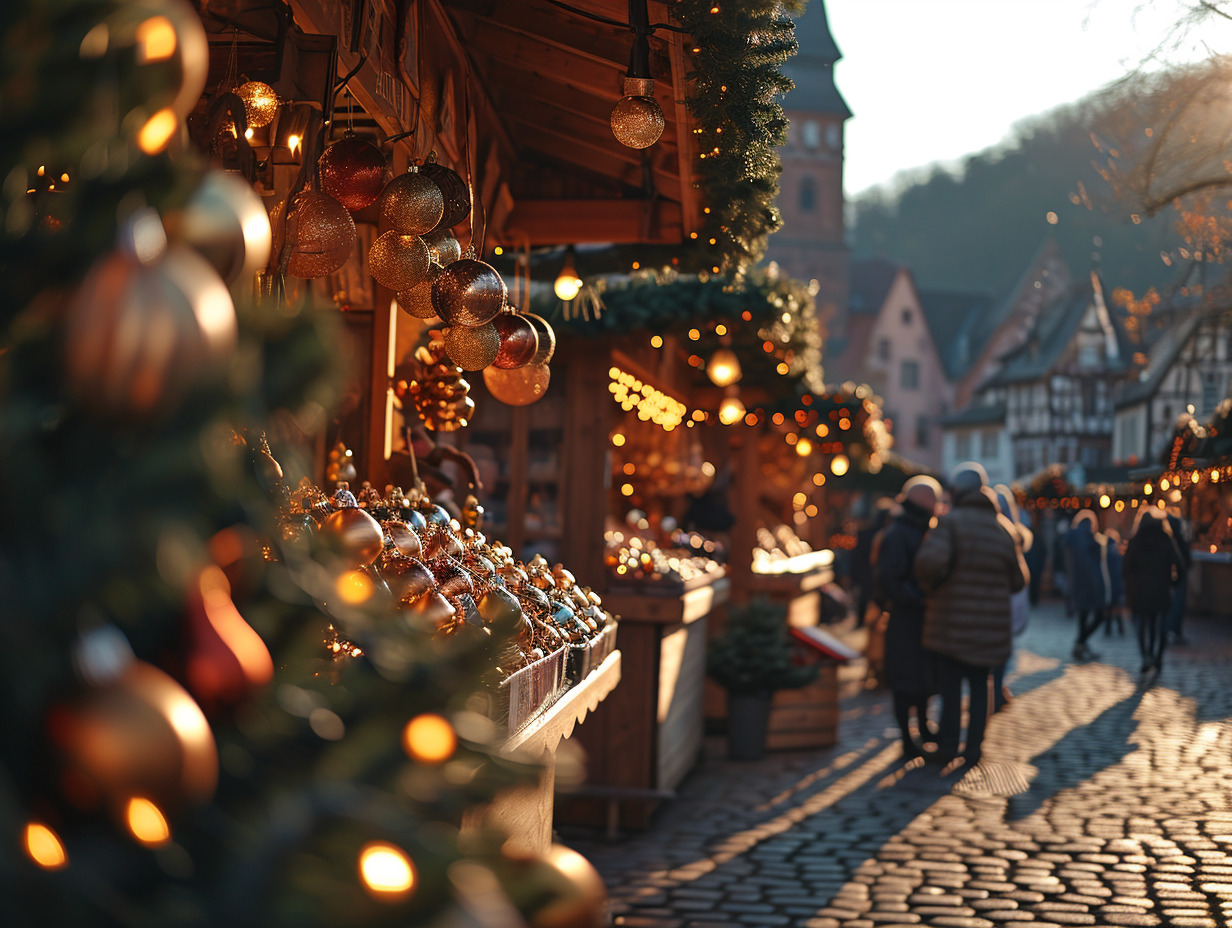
left=484, top=363, right=551, bottom=407
left=610, top=77, right=665, bottom=150
left=325, top=441, right=359, bottom=485
left=320, top=507, right=385, bottom=568
left=378, top=551, right=436, bottom=604
left=183, top=565, right=274, bottom=715
left=504, top=843, right=608, bottom=928
left=432, top=258, right=506, bottom=327
left=368, top=230, right=431, bottom=290
left=443, top=323, right=500, bottom=372
left=319, top=132, right=389, bottom=211
left=64, top=211, right=238, bottom=419
left=236, top=79, right=278, bottom=128
left=491, top=310, right=539, bottom=370
left=383, top=520, right=423, bottom=559
left=113, top=0, right=210, bottom=120
left=282, top=190, right=356, bottom=278
left=379, top=166, right=444, bottom=235
left=419, top=156, right=472, bottom=232
left=179, top=170, right=272, bottom=286
left=47, top=660, right=218, bottom=813
left=524, top=313, right=557, bottom=365
left=423, top=231, right=462, bottom=266
left=432, top=559, right=475, bottom=599
left=396, top=264, right=443, bottom=319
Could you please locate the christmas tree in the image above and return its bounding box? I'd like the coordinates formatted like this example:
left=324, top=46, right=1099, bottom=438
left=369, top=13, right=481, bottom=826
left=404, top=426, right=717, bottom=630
left=0, top=1, right=603, bottom=925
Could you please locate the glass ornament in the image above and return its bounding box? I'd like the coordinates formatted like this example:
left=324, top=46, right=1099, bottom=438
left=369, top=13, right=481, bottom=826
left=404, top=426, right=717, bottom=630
left=319, top=133, right=389, bottom=211
left=379, top=168, right=444, bottom=235
left=418, top=158, right=471, bottom=231
left=491, top=311, right=539, bottom=370
left=443, top=323, right=500, bottom=371
left=423, top=230, right=462, bottom=266
left=368, top=231, right=430, bottom=290
left=282, top=191, right=356, bottom=278
left=523, top=312, right=556, bottom=365
left=396, top=264, right=443, bottom=319
left=431, top=258, right=506, bottom=327
left=610, top=77, right=664, bottom=149
left=236, top=80, right=278, bottom=129
left=484, top=363, right=551, bottom=407
left=180, top=171, right=271, bottom=286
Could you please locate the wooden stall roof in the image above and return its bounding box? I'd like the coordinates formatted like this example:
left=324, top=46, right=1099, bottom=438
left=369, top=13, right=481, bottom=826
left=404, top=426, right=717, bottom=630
left=262, top=0, right=702, bottom=249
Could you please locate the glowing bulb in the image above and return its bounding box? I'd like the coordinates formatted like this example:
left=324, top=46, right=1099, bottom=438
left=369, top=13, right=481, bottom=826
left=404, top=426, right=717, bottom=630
left=24, top=823, right=67, bottom=870
left=359, top=842, right=416, bottom=898
left=621, top=483, right=634, bottom=496
left=336, top=570, right=373, bottom=604
left=718, top=395, right=745, bottom=426
left=1144, top=484, right=1153, bottom=495
left=705, top=348, right=742, bottom=387
left=554, top=250, right=582, bottom=301
left=244, top=127, right=254, bottom=140
left=795, top=437, right=813, bottom=457
left=402, top=714, right=456, bottom=763
left=135, top=16, right=176, bottom=63
left=650, top=335, right=663, bottom=348
left=287, top=134, right=301, bottom=155
left=830, top=454, right=850, bottom=477
left=1160, top=478, right=1170, bottom=491
left=1099, top=494, right=1111, bottom=508
left=125, top=797, right=171, bottom=846
left=137, top=107, right=178, bottom=154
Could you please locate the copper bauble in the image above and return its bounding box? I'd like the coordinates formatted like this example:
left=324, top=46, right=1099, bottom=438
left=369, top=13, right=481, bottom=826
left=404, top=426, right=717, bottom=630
left=379, top=168, right=444, bottom=235
left=403, top=589, right=456, bottom=630
left=180, top=171, right=271, bottom=285
left=484, top=363, right=551, bottom=406
left=379, top=552, right=436, bottom=603
left=396, top=263, right=443, bottom=319
left=423, top=231, right=462, bottom=266
left=237, top=80, right=279, bottom=128
left=432, top=259, right=507, bottom=327
left=524, top=313, right=556, bottom=365
left=368, top=231, right=430, bottom=290
left=419, top=504, right=452, bottom=528
left=320, top=507, right=384, bottom=567
left=283, top=190, right=356, bottom=278
left=443, top=323, right=500, bottom=371
left=610, top=78, right=665, bottom=150
left=47, top=661, right=218, bottom=813
left=523, top=844, right=608, bottom=928
left=64, top=244, right=238, bottom=419
left=491, top=311, right=539, bottom=370
left=383, top=520, right=422, bottom=559
left=433, top=559, right=474, bottom=598
left=478, top=586, right=524, bottom=637
left=319, top=134, right=389, bottom=211
left=419, top=159, right=471, bottom=231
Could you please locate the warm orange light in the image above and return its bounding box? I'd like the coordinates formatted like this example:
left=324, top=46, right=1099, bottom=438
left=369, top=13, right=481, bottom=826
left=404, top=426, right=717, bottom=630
left=287, top=134, right=301, bottom=156
left=816, top=423, right=829, bottom=437
left=336, top=569, right=374, bottom=604
left=705, top=348, right=741, bottom=387
left=612, top=433, right=626, bottom=447
left=196, top=566, right=274, bottom=689
left=830, top=454, right=850, bottom=477
left=812, top=472, right=826, bottom=487
left=1160, top=478, right=1170, bottom=491
left=136, top=16, right=177, bottom=63
left=137, top=108, right=178, bottom=154
left=125, top=797, right=171, bottom=846
left=623, top=462, right=636, bottom=475
left=795, top=437, right=813, bottom=457
left=717, top=395, right=745, bottom=426
left=776, top=362, right=790, bottom=376
left=1099, top=494, right=1111, bottom=508
left=402, top=713, right=457, bottom=764
left=621, top=483, right=635, bottom=496
left=359, top=842, right=416, bottom=898
left=24, top=823, right=67, bottom=870
left=650, top=335, right=663, bottom=348
left=1144, top=484, right=1153, bottom=495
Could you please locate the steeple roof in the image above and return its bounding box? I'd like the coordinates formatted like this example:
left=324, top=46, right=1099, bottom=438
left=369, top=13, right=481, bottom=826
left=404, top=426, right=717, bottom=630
left=782, top=0, right=851, bottom=118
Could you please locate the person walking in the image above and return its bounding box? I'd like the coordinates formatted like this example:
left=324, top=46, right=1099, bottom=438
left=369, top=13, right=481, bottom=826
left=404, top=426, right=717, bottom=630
left=1066, top=509, right=1107, bottom=661
left=1165, top=508, right=1192, bottom=645
left=915, top=462, right=1028, bottom=769
left=1102, top=527, right=1126, bottom=636
left=1125, top=508, right=1186, bottom=675
left=992, top=484, right=1032, bottom=712
left=874, top=475, right=943, bottom=761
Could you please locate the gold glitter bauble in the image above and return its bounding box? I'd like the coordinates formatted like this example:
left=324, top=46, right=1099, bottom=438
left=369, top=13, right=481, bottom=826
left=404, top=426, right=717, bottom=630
left=443, top=323, right=500, bottom=371
left=318, top=134, right=389, bottom=211
left=419, top=159, right=471, bottom=231
left=423, top=231, right=462, bottom=266
left=396, top=264, right=443, bottom=318
left=610, top=77, right=664, bottom=149
left=236, top=80, right=278, bottom=129
left=368, top=231, right=430, bottom=290
left=432, top=258, right=506, bottom=327
left=282, top=191, right=356, bottom=278
left=524, top=312, right=556, bottom=365
left=378, top=168, right=444, bottom=235
left=484, top=362, right=551, bottom=406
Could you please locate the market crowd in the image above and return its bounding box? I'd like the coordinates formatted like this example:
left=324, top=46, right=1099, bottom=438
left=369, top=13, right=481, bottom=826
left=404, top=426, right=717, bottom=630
left=858, top=462, right=1191, bottom=771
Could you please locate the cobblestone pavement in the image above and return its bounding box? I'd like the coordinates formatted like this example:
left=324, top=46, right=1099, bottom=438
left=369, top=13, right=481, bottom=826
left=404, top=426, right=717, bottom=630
left=561, top=601, right=1232, bottom=927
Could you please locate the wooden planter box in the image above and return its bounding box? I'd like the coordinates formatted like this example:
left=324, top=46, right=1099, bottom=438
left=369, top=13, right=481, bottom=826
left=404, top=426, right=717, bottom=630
left=764, top=663, right=840, bottom=750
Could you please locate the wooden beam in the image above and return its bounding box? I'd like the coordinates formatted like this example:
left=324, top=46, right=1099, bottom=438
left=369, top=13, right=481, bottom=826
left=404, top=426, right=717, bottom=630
left=505, top=199, right=682, bottom=244
left=467, top=27, right=627, bottom=102
left=450, top=4, right=631, bottom=73
left=667, top=31, right=701, bottom=237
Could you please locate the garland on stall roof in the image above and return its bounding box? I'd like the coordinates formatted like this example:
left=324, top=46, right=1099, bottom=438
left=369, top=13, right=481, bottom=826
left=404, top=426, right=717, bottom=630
left=671, top=0, right=803, bottom=277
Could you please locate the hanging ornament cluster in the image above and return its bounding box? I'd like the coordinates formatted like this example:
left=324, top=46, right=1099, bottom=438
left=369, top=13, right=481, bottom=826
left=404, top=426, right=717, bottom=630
left=236, top=79, right=278, bottom=128
left=280, top=189, right=357, bottom=279
left=396, top=337, right=475, bottom=432
left=318, top=132, right=390, bottom=211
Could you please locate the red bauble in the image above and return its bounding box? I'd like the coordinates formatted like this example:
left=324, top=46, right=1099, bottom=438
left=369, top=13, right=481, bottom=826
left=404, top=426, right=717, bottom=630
left=184, top=566, right=274, bottom=715
left=319, top=134, right=390, bottom=211
left=491, top=311, right=539, bottom=370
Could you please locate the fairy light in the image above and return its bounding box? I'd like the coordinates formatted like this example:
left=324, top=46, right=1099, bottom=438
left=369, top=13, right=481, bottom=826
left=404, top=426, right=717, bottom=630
left=650, top=335, right=663, bottom=348
left=402, top=713, right=456, bottom=764
left=812, top=473, right=826, bottom=487
left=125, top=797, right=171, bottom=847
left=830, top=454, right=850, bottom=477
left=24, top=823, right=67, bottom=870
left=359, top=842, right=416, bottom=898
left=1099, top=494, right=1111, bottom=508
left=608, top=366, right=688, bottom=430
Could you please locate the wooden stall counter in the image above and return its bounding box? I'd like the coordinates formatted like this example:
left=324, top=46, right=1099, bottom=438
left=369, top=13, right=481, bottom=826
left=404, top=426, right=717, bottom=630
left=463, top=650, right=622, bottom=856
left=1188, top=548, right=1232, bottom=618
left=557, top=575, right=729, bottom=831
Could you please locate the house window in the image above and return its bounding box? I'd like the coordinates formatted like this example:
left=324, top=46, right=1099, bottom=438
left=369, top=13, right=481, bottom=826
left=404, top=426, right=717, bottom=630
left=981, top=430, right=999, bottom=459
left=900, top=359, right=920, bottom=390
left=877, top=337, right=890, bottom=361
left=1203, top=371, right=1222, bottom=414
left=799, top=176, right=815, bottom=212
left=901, top=308, right=913, bottom=326
left=955, top=431, right=971, bottom=460
left=802, top=120, right=821, bottom=149
left=916, top=415, right=930, bottom=448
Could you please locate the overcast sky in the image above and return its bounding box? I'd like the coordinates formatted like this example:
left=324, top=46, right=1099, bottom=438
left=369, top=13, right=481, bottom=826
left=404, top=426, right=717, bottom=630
left=824, top=0, right=1232, bottom=197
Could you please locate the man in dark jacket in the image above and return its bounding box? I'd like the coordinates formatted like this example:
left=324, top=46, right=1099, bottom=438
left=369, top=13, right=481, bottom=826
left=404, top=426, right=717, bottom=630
left=875, top=476, right=942, bottom=760
left=915, top=462, right=1028, bottom=768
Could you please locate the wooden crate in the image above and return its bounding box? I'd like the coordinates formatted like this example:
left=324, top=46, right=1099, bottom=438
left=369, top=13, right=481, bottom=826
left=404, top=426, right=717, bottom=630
left=765, top=664, right=839, bottom=750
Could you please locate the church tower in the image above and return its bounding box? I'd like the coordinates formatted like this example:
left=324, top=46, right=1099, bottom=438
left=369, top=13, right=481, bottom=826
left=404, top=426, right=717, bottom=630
left=769, top=1, right=850, bottom=341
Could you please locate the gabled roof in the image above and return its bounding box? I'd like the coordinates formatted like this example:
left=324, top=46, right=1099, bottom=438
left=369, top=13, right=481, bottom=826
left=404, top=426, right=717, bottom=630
left=848, top=256, right=902, bottom=316
left=1114, top=314, right=1202, bottom=409
left=918, top=289, right=996, bottom=381
left=940, top=402, right=1007, bottom=428
left=782, top=0, right=852, bottom=118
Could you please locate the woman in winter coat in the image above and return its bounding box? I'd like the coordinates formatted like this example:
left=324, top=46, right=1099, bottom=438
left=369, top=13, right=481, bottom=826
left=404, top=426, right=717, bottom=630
left=1066, top=510, right=1107, bottom=661
left=1124, top=508, right=1186, bottom=675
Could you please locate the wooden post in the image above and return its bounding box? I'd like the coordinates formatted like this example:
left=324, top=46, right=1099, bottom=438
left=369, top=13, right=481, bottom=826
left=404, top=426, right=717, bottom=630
left=560, top=340, right=612, bottom=590
left=728, top=423, right=761, bottom=605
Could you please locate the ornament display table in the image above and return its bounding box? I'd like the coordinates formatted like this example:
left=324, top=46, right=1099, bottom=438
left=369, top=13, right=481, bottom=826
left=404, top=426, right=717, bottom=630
left=463, top=650, right=622, bottom=855
left=557, top=576, right=729, bottom=830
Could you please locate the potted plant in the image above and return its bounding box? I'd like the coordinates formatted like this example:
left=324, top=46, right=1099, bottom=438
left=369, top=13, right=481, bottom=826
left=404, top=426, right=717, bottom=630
left=706, top=598, right=818, bottom=760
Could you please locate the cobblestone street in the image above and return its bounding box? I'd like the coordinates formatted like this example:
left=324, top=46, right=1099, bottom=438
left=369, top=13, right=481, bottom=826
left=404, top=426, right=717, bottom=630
left=562, top=601, right=1232, bottom=928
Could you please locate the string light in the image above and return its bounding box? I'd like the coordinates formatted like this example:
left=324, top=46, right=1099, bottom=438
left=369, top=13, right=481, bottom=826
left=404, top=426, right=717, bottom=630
left=24, top=823, right=67, bottom=870
left=125, top=797, right=171, bottom=847
left=359, top=842, right=416, bottom=898
left=608, top=366, right=687, bottom=430
left=403, top=714, right=456, bottom=764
